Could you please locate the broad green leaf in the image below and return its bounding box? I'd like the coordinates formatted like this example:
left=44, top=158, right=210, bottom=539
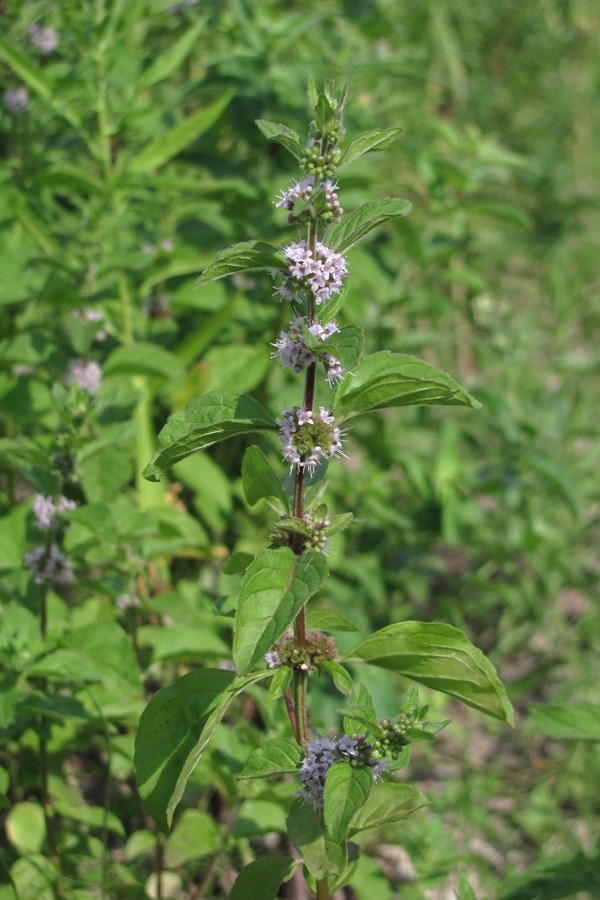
left=338, top=128, right=403, bottom=168
left=287, top=798, right=347, bottom=880
left=325, top=198, right=412, bottom=254
left=104, top=343, right=184, bottom=380
left=324, top=762, right=372, bottom=843
left=143, top=392, right=277, bottom=482
left=320, top=661, right=354, bottom=696
left=52, top=801, right=124, bottom=836
left=229, top=855, right=297, bottom=900
left=138, top=18, right=208, bottom=88
left=194, top=241, right=286, bottom=288
left=305, top=609, right=359, bottom=633
left=233, top=548, right=328, bottom=675
left=344, top=622, right=514, bottom=726
left=304, top=323, right=364, bottom=372
left=528, top=703, right=600, bottom=741
left=129, top=92, right=233, bottom=173
left=164, top=810, right=222, bottom=867
left=238, top=738, right=302, bottom=779
left=5, top=803, right=46, bottom=855
left=242, top=445, right=290, bottom=512
left=255, top=119, right=304, bottom=160
left=134, top=669, right=267, bottom=832
left=349, top=783, right=428, bottom=835
left=333, top=352, right=480, bottom=420
left=266, top=666, right=292, bottom=701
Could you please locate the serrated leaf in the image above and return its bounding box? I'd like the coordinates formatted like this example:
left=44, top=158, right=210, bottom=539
left=348, top=783, right=428, bottom=835
left=134, top=669, right=266, bottom=832
left=320, top=661, right=354, bottom=696
left=304, top=323, right=365, bottom=373
left=255, top=119, right=305, bottom=160
left=143, top=392, right=277, bottom=482
left=326, top=513, right=354, bottom=537
left=194, top=240, right=286, bottom=288
left=325, top=198, right=412, bottom=254
left=238, top=738, right=302, bottom=779
left=333, top=351, right=480, bottom=420
left=138, top=17, right=208, bottom=88
left=342, top=683, right=376, bottom=736
left=129, top=92, right=233, bottom=173
left=242, top=445, right=289, bottom=512
left=287, top=798, right=346, bottom=880
left=233, top=548, right=327, bottom=675
left=528, top=703, right=600, bottom=741
left=344, top=622, right=514, bottom=726
left=229, top=855, right=297, bottom=900
left=338, top=128, right=403, bottom=168
left=324, top=762, right=372, bottom=843
left=305, top=609, right=358, bottom=632
left=104, top=343, right=184, bottom=380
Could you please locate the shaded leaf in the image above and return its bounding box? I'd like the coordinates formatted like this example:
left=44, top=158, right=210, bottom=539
left=138, top=18, right=208, bottom=88
left=320, top=661, right=354, bottom=696
left=230, top=855, right=296, bottom=900
left=287, top=799, right=346, bottom=880
left=242, top=445, right=289, bottom=511
left=305, top=609, right=359, bottom=633
left=104, top=343, right=184, bottom=380
left=255, top=119, right=304, bottom=160
left=194, top=240, right=286, bottom=288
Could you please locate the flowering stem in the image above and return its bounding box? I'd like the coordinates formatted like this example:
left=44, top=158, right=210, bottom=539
left=316, top=878, right=330, bottom=900
left=291, top=669, right=309, bottom=748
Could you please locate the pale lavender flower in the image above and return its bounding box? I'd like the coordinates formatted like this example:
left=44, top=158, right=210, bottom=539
left=33, top=494, right=76, bottom=531
left=28, top=23, right=60, bottom=54
left=273, top=317, right=342, bottom=383
left=160, top=239, right=175, bottom=252
left=115, top=593, right=141, bottom=611
left=68, top=360, right=102, bottom=394
left=283, top=240, right=348, bottom=305
left=3, top=88, right=29, bottom=115
left=277, top=407, right=345, bottom=474
left=265, top=650, right=281, bottom=668
left=299, top=734, right=387, bottom=808
left=275, top=177, right=314, bottom=210
left=25, top=544, right=73, bottom=586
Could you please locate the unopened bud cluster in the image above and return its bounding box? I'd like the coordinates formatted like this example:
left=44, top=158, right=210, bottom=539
left=265, top=630, right=337, bottom=674
left=301, top=144, right=341, bottom=180
left=371, top=715, right=414, bottom=760
left=302, top=508, right=330, bottom=551
left=277, top=406, right=344, bottom=474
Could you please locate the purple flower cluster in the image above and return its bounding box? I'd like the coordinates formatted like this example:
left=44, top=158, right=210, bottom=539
left=68, top=360, right=102, bottom=394
left=25, top=544, right=73, bottom=586
left=277, top=407, right=344, bottom=474
left=280, top=240, right=348, bottom=305
left=299, top=735, right=388, bottom=808
left=28, top=23, right=60, bottom=54
left=33, top=494, right=76, bottom=531
left=273, top=317, right=342, bottom=384
left=3, top=88, right=29, bottom=115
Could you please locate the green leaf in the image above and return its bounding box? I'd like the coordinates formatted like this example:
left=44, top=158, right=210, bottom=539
left=304, top=323, right=364, bottom=373
left=456, top=875, right=478, bottom=900
left=326, top=513, right=354, bottom=537
left=343, top=683, right=376, bottom=735
left=266, top=666, right=292, bottom=701
left=104, top=343, right=184, bottom=380
left=164, top=810, right=222, bottom=867
left=129, top=92, right=233, bottom=173
left=242, top=445, right=289, bottom=512
left=233, top=548, right=328, bottom=675
left=229, top=855, right=296, bottom=900
left=143, top=392, right=277, bottom=482
left=333, top=352, right=480, bottom=420
left=344, top=622, right=515, bottom=726
left=305, top=609, right=359, bottom=633
left=0, top=37, right=78, bottom=128
left=238, top=738, right=302, bottom=779
left=194, top=240, right=286, bottom=288
left=324, top=762, right=372, bottom=843
left=528, top=703, right=600, bottom=741
left=255, top=119, right=304, bottom=160
left=134, top=669, right=266, bottom=832
left=287, top=799, right=347, bottom=880
left=5, top=803, right=46, bottom=855
left=320, top=661, right=354, bottom=696
left=338, top=128, right=403, bottom=168
left=325, top=198, right=412, bottom=254
left=138, top=18, right=208, bottom=88
left=499, top=849, right=600, bottom=900
left=348, top=783, right=428, bottom=835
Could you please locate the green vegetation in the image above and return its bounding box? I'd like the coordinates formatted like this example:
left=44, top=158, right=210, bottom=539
left=1, top=1, right=599, bottom=897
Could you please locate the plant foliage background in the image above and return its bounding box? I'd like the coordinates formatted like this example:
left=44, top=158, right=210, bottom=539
left=1, top=0, right=599, bottom=897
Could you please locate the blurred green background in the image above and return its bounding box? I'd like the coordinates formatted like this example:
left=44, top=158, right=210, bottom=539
left=1, top=1, right=599, bottom=897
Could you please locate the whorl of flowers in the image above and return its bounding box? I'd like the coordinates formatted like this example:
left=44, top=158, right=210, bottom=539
left=25, top=544, right=73, bottom=586
left=264, top=630, right=338, bottom=673
left=3, top=88, right=29, bottom=115
left=68, top=360, right=102, bottom=394
left=33, top=494, right=76, bottom=531
left=273, top=317, right=343, bottom=384
left=28, top=23, right=60, bottom=54
left=299, top=734, right=388, bottom=808
left=278, top=240, right=348, bottom=306
left=276, top=179, right=342, bottom=222
left=277, top=406, right=344, bottom=473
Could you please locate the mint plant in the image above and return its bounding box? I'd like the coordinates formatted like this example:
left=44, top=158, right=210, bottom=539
left=135, top=79, right=514, bottom=899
